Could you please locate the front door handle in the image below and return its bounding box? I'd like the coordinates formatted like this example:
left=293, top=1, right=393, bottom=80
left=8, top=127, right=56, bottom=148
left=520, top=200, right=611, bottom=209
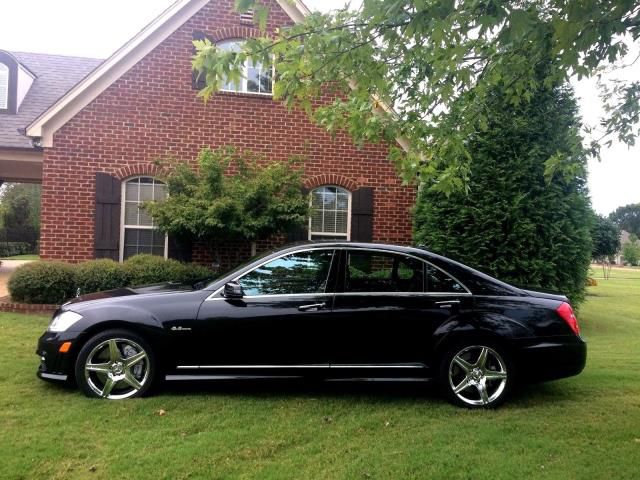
left=435, top=300, right=461, bottom=309
left=298, top=303, right=326, bottom=312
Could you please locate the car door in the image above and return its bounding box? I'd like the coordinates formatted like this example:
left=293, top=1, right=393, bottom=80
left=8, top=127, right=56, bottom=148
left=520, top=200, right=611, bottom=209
left=190, top=248, right=338, bottom=376
left=329, top=248, right=472, bottom=377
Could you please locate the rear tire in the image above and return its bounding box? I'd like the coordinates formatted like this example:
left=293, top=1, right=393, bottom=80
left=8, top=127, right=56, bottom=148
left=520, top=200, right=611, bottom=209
left=439, top=341, right=513, bottom=408
left=74, top=329, right=156, bottom=400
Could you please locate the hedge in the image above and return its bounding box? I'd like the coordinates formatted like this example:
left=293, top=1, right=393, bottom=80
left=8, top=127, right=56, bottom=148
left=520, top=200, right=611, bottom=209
left=0, top=242, right=33, bottom=258
left=8, top=261, right=77, bottom=304
left=8, top=255, right=214, bottom=304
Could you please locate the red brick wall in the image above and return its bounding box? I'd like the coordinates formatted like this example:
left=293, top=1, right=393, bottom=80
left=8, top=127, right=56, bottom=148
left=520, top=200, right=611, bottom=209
left=40, top=0, right=415, bottom=263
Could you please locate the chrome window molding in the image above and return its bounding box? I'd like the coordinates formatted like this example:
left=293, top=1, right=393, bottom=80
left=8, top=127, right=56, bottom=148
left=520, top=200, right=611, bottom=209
left=205, top=245, right=472, bottom=301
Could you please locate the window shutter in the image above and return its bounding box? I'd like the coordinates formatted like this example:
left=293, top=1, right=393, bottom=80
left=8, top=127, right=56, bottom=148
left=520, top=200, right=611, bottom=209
left=94, top=173, right=121, bottom=260
left=192, top=31, right=208, bottom=90
left=351, top=187, right=374, bottom=242
left=168, top=236, right=193, bottom=262
left=287, top=187, right=310, bottom=242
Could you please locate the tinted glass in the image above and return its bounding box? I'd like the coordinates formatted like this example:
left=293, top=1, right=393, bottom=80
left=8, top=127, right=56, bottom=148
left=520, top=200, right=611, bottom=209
left=425, top=265, right=466, bottom=293
left=345, top=251, right=424, bottom=292
left=239, top=250, right=334, bottom=296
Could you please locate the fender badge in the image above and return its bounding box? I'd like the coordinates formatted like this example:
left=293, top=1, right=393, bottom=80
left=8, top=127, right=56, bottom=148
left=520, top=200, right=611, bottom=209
left=171, top=326, right=192, bottom=331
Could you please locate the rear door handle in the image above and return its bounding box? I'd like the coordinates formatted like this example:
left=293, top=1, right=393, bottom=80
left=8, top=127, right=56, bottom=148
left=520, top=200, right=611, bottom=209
left=435, top=300, right=461, bottom=309
left=298, top=303, right=326, bottom=312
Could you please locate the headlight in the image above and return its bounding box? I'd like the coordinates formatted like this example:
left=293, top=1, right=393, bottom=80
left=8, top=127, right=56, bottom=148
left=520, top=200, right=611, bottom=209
left=49, top=311, right=83, bottom=332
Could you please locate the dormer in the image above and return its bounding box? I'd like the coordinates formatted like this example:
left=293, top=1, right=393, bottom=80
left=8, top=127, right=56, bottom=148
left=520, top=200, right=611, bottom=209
left=0, top=50, right=36, bottom=115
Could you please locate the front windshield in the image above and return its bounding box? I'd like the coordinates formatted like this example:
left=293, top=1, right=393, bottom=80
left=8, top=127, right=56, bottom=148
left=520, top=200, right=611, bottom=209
left=202, top=248, right=279, bottom=289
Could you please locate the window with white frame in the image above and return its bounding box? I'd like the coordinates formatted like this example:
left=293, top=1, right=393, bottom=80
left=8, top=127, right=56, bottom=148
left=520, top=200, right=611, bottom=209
left=218, top=39, right=272, bottom=95
left=309, top=186, right=351, bottom=240
left=121, top=177, right=168, bottom=260
left=0, top=63, right=8, bottom=110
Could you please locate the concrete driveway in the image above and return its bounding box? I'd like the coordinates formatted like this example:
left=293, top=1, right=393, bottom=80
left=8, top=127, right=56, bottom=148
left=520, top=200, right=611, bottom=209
left=0, top=260, right=33, bottom=298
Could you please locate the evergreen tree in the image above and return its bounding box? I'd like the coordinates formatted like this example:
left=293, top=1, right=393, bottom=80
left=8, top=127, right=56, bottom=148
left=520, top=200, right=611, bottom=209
left=414, top=84, right=592, bottom=305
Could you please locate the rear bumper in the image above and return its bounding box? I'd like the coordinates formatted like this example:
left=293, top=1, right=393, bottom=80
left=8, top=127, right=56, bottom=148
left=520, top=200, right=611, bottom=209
left=513, top=336, right=587, bottom=383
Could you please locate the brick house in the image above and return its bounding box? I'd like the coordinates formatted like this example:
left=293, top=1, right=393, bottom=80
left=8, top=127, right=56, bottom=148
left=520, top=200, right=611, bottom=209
left=0, top=0, right=414, bottom=266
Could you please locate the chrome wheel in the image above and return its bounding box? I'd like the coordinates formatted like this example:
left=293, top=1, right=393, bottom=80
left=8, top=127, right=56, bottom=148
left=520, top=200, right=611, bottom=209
left=448, top=345, right=508, bottom=407
left=84, top=338, right=150, bottom=399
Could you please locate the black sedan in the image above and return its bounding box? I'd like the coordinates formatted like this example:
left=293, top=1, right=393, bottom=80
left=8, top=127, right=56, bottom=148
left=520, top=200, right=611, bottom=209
left=37, top=242, right=586, bottom=408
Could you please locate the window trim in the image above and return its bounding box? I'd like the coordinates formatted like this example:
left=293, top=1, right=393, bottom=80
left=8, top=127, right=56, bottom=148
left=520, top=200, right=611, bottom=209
left=119, top=176, right=168, bottom=262
left=0, top=63, right=8, bottom=111
left=308, top=185, right=352, bottom=241
left=217, top=39, right=274, bottom=97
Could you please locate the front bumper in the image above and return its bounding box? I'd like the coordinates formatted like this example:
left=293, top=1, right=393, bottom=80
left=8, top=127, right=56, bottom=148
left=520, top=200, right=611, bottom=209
left=513, top=335, right=587, bottom=383
left=36, top=330, right=84, bottom=383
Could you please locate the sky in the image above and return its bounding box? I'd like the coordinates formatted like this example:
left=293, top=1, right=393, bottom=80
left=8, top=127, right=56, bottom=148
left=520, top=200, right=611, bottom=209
left=0, top=0, right=638, bottom=215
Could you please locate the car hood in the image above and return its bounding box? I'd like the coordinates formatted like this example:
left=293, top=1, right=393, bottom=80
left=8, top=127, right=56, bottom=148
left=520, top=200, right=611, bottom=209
left=64, top=282, right=197, bottom=305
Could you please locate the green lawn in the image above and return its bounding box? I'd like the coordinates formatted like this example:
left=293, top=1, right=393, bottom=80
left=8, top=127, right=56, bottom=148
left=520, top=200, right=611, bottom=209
left=0, top=254, right=40, bottom=260
left=1, top=270, right=639, bottom=479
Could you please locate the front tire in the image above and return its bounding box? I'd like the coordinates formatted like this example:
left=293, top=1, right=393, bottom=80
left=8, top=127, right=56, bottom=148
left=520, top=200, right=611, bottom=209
left=440, top=342, right=513, bottom=408
left=74, top=329, right=155, bottom=400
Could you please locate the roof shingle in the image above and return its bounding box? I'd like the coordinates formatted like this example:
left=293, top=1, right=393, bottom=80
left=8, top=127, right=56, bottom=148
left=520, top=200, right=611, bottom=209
left=0, top=51, right=103, bottom=149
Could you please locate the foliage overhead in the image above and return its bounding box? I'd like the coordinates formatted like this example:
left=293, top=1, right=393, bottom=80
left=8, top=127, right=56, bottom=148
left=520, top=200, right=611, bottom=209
left=193, top=0, right=640, bottom=193
left=609, top=202, right=640, bottom=236
left=591, top=214, right=621, bottom=262
left=414, top=83, right=593, bottom=305
left=145, top=147, right=309, bottom=244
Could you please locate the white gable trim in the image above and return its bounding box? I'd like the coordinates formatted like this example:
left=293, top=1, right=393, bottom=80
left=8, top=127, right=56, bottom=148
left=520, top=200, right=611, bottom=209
left=27, top=0, right=408, bottom=153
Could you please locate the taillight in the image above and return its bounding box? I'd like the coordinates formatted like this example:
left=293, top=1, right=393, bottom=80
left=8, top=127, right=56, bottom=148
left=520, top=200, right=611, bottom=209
left=556, top=302, right=580, bottom=335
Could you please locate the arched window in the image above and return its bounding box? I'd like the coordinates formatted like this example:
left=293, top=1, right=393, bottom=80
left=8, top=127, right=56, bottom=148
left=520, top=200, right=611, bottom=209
left=217, top=39, right=272, bottom=95
left=0, top=63, right=8, bottom=110
left=309, top=186, right=351, bottom=240
left=120, top=177, right=168, bottom=260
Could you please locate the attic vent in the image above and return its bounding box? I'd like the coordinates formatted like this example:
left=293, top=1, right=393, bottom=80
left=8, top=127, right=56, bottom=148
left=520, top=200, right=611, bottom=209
left=239, top=9, right=254, bottom=24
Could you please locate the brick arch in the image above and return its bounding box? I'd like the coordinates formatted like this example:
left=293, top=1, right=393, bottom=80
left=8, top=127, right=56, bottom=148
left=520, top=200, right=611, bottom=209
left=209, top=26, right=262, bottom=42
left=304, top=174, right=359, bottom=192
left=112, top=163, right=167, bottom=181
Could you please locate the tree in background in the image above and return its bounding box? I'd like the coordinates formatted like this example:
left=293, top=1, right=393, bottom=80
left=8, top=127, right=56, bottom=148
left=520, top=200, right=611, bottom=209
left=622, top=234, right=640, bottom=266
left=609, top=203, right=640, bottom=237
left=414, top=82, right=592, bottom=305
left=591, top=215, right=621, bottom=279
left=194, top=0, right=640, bottom=193
left=145, top=147, right=308, bottom=262
left=0, top=183, right=41, bottom=250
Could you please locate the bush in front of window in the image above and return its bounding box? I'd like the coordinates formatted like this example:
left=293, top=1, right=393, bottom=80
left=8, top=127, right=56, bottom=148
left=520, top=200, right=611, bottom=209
left=8, top=261, right=76, bottom=304
left=122, top=254, right=212, bottom=287
left=75, top=259, right=130, bottom=295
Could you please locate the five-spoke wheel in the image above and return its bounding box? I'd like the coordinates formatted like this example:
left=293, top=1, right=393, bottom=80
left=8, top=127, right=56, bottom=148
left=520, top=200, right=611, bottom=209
left=441, top=343, right=511, bottom=408
left=75, top=330, right=155, bottom=399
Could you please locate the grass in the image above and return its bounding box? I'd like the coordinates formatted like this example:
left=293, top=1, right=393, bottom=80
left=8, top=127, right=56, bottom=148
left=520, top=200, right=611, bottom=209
left=0, top=270, right=639, bottom=479
left=0, top=254, right=40, bottom=260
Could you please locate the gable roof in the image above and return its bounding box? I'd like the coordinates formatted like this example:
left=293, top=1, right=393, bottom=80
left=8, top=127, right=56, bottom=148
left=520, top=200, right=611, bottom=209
left=26, top=0, right=311, bottom=148
left=0, top=52, right=101, bottom=149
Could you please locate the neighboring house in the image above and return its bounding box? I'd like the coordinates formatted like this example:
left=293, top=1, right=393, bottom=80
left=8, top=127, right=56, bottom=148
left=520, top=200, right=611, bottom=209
left=0, top=0, right=415, bottom=265
left=614, top=230, right=631, bottom=265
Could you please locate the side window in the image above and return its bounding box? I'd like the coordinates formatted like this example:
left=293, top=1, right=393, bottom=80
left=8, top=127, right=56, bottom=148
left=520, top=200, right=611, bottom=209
left=425, top=264, right=466, bottom=293
left=239, top=250, right=334, bottom=296
left=345, top=251, right=424, bottom=293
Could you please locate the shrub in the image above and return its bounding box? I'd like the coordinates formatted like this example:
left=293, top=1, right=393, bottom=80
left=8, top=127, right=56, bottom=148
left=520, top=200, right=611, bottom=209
left=75, top=259, right=129, bottom=295
left=0, top=242, right=32, bottom=258
left=8, top=261, right=76, bottom=304
left=123, top=254, right=212, bottom=287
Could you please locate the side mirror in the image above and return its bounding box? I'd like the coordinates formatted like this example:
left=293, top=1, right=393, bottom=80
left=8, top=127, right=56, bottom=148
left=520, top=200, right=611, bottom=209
left=223, top=281, right=244, bottom=299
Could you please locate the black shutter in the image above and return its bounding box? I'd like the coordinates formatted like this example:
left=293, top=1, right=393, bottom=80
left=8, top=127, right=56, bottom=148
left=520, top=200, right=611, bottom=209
left=287, top=187, right=310, bottom=242
left=192, top=31, right=208, bottom=90
left=94, top=173, right=121, bottom=260
left=351, top=187, right=374, bottom=242
left=168, top=236, right=193, bottom=262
